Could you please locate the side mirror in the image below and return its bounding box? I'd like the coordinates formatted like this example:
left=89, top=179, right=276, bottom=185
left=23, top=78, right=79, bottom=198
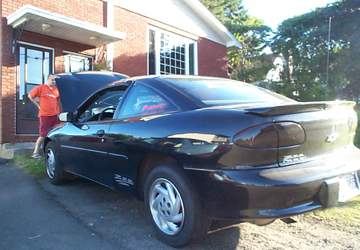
left=58, top=112, right=73, bottom=122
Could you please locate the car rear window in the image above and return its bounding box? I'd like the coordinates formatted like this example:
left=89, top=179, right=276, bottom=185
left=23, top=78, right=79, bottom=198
left=162, top=78, right=294, bottom=106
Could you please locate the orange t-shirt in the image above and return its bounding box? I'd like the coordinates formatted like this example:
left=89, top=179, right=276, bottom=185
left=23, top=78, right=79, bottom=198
left=29, top=84, right=60, bottom=117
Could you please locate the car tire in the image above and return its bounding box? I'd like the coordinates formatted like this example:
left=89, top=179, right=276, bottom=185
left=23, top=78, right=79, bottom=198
left=144, top=163, right=210, bottom=248
left=45, top=142, right=67, bottom=185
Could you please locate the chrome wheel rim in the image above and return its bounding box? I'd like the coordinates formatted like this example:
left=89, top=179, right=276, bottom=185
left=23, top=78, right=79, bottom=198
left=149, top=178, right=185, bottom=236
left=46, top=148, right=55, bottom=179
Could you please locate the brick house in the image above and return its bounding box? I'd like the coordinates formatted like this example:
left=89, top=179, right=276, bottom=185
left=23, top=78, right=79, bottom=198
left=0, top=0, right=240, bottom=157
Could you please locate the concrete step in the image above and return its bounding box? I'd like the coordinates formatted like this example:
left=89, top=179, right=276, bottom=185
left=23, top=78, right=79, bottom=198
left=0, top=143, right=35, bottom=159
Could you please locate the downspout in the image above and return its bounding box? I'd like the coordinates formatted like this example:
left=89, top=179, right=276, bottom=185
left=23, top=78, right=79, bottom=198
left=107, top=0, right=114, bottom=71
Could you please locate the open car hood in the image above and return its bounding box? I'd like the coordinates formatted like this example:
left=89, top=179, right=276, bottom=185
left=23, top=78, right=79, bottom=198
left=55, top=72, right=128, bottom=112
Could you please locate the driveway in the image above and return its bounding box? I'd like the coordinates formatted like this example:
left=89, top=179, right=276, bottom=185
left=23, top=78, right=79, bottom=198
left=0, top=163, right=120, bottom=250
left=1, top=163, right=359, bottom=250
left=0, top=163, right=239, bottom=250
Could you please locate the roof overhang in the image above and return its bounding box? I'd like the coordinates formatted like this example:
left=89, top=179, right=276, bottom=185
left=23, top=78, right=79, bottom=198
left=7, top=5, right=126, bottom=47
left=182, top=0, right=242, bottom=51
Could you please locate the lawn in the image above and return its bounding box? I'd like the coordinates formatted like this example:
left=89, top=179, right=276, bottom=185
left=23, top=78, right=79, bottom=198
left=13, top=156, right=46, bottom=178
left=309, top=195, right=360, bottom=231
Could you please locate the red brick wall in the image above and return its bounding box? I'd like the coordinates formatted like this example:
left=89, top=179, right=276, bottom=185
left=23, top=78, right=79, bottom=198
left=1, top=0, right=229, bottom=144
left=197, top=38, right=228, bottom=78
left=111, top=7, right=229, bottom=78
left=113, top=7, right=148, bottom=77
left=1, top=0, right=102, bottom=144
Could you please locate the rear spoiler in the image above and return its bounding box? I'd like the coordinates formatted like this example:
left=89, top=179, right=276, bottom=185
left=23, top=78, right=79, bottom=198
left=245, top=101, right=356, bottom=116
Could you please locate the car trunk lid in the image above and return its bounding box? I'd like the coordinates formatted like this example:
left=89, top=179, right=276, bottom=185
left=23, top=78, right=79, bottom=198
left=245, top=101, right=357, bottom=166
left=55, top=72, right=128, bottom=112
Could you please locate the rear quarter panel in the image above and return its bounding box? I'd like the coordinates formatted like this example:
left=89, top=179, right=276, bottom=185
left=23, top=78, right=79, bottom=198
left=106, top=108, right=277, bottom=191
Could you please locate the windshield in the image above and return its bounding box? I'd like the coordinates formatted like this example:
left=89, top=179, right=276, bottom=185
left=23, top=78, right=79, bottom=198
left=161, top=78, right=294, bottom=106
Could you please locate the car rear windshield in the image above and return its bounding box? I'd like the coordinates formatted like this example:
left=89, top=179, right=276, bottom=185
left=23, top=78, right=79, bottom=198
left=162, top=78, right=294, bottom=106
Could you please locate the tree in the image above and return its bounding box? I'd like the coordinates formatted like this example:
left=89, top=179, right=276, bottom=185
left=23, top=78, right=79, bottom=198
left=199, top=0, right=243, bottom=23
left=271, top=0, right=360, bottom=103
left=199, top=0, right=273, bottom=83
left=226, top=15, right=273, bottom=82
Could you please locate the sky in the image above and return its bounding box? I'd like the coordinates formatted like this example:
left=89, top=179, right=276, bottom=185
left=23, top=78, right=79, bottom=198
left=241, top=0, right=337, bottom=30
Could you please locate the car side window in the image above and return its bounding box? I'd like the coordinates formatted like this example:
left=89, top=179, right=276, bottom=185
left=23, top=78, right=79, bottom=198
left=120, top=83, right=176, bottom=117
left=77, top=89, right=125, bottom=122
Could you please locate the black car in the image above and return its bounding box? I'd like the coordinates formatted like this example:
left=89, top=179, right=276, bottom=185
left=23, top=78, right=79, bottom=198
left=45, top=72, right=360, bottom=247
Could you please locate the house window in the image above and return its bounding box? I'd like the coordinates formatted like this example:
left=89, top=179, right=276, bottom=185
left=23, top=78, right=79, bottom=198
left=148, top=27, right=197, bottom=75
left=64, top=53, right=93, bottom=72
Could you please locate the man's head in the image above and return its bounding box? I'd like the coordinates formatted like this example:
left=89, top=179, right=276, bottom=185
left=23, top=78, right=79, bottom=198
left=47, top=74, right=56, bottom=87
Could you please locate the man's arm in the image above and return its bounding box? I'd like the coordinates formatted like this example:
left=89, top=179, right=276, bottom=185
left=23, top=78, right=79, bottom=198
left=28, top=93, right=41, bottom=111
left=57, top=98, right=63, bottom=113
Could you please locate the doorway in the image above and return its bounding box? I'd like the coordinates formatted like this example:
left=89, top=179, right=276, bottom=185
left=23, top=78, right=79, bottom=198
left=16, top=44, right=53, bottom=134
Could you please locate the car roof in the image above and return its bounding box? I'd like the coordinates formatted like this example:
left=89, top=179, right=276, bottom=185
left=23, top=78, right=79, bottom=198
left=56, top=73, right=293, bottom=113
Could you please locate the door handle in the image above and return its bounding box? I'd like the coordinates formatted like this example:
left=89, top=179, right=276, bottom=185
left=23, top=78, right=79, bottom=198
left=96, top=130, right=105, bottom=137
left=113, top=139, right=125, bottom=150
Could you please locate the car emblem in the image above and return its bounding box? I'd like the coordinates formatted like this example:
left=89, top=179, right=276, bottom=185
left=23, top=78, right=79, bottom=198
left=283, top=154, right=306, bottom=164
left=326, top=126, right=339, bottom=143
left=115, top=174, right=134, bottom=186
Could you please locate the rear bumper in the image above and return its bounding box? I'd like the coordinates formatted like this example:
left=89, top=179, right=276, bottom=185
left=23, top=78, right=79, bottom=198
left=185, top=146, right=360, bottom=220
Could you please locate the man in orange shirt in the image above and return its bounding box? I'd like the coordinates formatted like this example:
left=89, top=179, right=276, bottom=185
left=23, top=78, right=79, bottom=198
left=28, top=74, right=62, bottom=158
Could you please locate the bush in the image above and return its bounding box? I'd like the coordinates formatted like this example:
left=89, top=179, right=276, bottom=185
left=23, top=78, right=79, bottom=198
left=355, top=110, right=360, bottom=149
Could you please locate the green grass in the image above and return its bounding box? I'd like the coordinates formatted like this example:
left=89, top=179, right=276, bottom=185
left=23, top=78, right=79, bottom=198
left=307, top=195, right=360, bottom=230
left=13, top=156, right=46, bottom=178
left=318, top=195, right=360, bottom=224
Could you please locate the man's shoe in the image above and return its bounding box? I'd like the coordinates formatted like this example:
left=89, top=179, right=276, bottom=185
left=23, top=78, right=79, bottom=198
left=31, top=153, right=42, bottom=159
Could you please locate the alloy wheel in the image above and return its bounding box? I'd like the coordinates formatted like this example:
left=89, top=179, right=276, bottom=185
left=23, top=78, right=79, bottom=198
left=46, top=148, right=55, bottom=179
left=149, top=178, right=185, bottom=236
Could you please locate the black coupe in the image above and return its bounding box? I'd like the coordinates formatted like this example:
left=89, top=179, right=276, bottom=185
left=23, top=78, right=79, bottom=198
left=45, top=72, right=360, bottom=247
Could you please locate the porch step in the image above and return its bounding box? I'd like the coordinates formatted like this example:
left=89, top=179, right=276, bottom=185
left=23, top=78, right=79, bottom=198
left=0, top=143, right=35, bottom=159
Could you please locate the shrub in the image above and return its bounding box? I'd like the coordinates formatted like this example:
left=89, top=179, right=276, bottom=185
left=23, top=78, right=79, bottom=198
left=355, top=110, right=360, bottom=149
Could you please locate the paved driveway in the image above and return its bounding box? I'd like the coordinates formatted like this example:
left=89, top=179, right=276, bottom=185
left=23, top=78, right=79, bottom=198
left=0, top=163, right=121, bottom=250
left=1, top=163, right=359, bottom=250
left=0, top=163, right=241, bottom=250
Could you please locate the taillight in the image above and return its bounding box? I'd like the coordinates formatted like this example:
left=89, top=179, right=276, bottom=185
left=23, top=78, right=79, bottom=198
left=233, top=123, right=278, bottom=149
left=276, top=122, right=305, bottom=147
left=233, top=122, right=305, bottom=149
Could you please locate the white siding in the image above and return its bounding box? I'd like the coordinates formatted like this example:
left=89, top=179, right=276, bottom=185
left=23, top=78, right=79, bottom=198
left=114, top=0, right=227, bottom=46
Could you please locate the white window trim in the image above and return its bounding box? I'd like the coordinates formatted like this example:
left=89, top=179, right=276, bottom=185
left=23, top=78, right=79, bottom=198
left=148, top=26, right=198, bottom=75
left=18, top=42, right=55, bottom=74
left=63, top=50, right=94, bottom=59
left=193, top=42, right=198, bottom=75
left=63, top=51, right=94, bottom=72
